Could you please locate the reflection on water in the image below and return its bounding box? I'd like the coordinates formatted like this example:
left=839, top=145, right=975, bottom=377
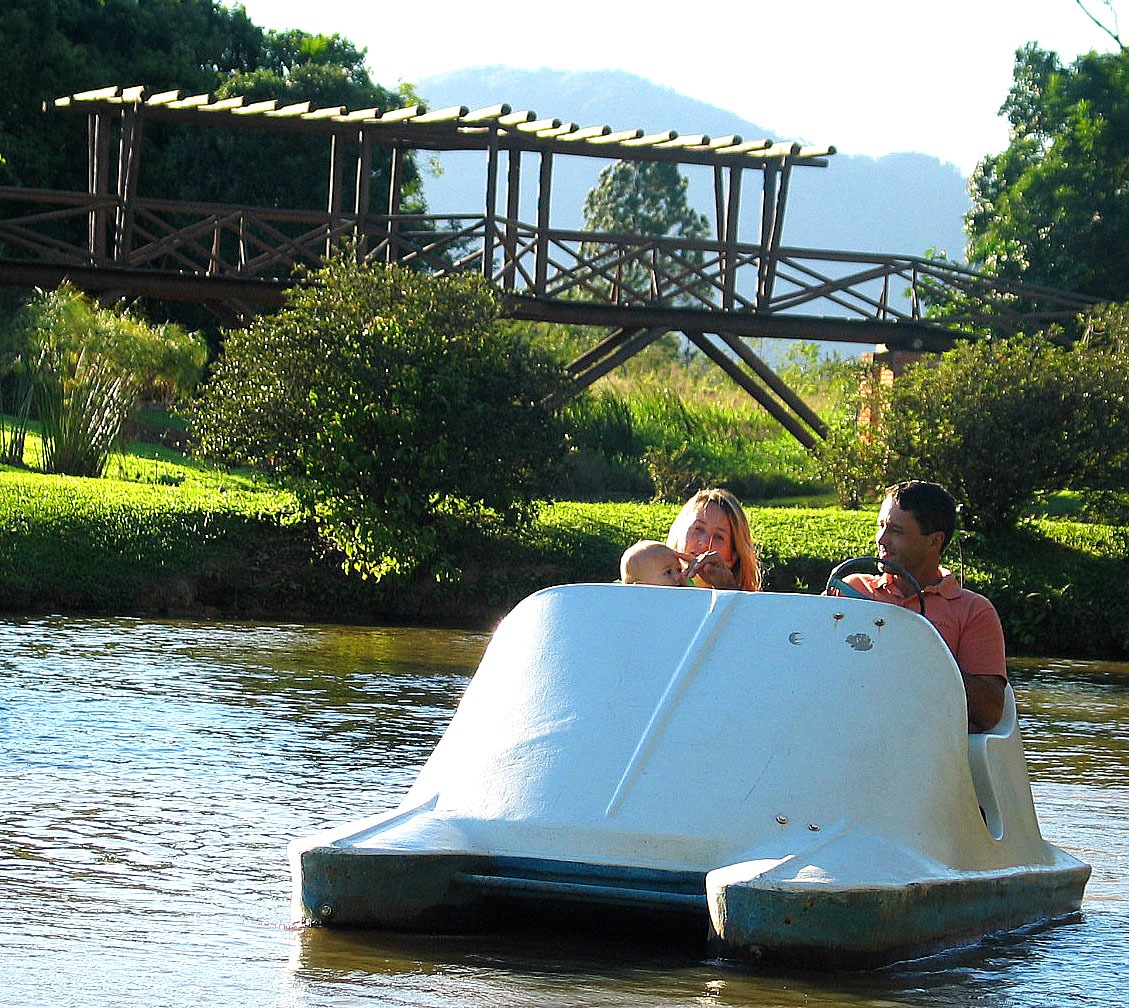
left=0, top=616, right=1125, bottom=1008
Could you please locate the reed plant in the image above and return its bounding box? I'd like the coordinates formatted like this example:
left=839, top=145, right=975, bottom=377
left=18, top=285, right=207, bottom=478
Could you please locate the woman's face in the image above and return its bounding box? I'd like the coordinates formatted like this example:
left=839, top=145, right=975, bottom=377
left=679, top=502, right=737, bottom=567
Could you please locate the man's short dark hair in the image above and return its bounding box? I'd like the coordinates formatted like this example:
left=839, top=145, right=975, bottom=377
left=885, top=480, right=957, bottom=550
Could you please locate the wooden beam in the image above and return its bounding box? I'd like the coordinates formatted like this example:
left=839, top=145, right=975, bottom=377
left=502, top=295, right=960, bottom=352
left=723, top=166, right=742, bottom=309
left=535, top=151, right=553, bottom=295
left=385, top=146, right=405, bottom=262
left=354, top=131, right=374, bottom=252
left=483, top=126, right=500, bottom=278
left=0, top=258, right=288, bottom=307
left=502, top=147, right=521, bottom=290
left=566, top=326, right=650, bottom=373
left=88, top=112, right=112, bottom=260
left=545, top=327, right=669, bottom=409
left=114, top=105, right=143, bottom=265
left=762, top=158, right=795, bottom=305
left=327, top=132, right=347, bottom=215
left=757, top=165, right=778, bottom=306
left=683, top=331, right=820, bottom=448
left=714, top=331, right=827, bottom=437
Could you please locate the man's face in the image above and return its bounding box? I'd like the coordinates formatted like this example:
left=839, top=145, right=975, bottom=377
left=875, top=496, right=940, bottom=576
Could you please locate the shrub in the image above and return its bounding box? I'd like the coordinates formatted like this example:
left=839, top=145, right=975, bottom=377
left=829, top=332, right=1129, bottom=536
left=189, top=255, right=570, bottom=581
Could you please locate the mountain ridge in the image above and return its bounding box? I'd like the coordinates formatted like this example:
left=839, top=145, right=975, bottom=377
left=415, top=67, right=971, bottom=261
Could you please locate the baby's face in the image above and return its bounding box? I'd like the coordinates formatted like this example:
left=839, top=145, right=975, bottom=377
left=634, top=547, right=686, bottom=587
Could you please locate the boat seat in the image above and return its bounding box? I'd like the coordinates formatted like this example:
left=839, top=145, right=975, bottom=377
left=966, top=684, right=1022, bottom=840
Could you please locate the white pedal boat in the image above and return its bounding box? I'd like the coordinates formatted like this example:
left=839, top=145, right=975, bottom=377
left=289, top=583, right=1090, bottom=968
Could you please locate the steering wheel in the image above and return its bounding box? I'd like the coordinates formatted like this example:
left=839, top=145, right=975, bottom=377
left=825, top=556, right=927, bottom=617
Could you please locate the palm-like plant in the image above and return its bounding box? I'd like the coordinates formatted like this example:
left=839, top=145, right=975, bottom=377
left=22, top=285, right=207, bottom=477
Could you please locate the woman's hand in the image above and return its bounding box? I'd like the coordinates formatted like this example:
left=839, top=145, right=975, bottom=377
left=680, top=550, right=738, bottom=589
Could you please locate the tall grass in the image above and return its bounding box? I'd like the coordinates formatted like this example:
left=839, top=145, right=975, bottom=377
left=560, top=384, right=823, bottom=502
left=550, top=337, right=868, bottom=503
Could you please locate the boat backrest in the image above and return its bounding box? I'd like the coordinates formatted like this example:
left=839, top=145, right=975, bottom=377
left=966, top=684, right=1040, bottom=840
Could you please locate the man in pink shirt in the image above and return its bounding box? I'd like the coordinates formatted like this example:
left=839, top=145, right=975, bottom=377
left=829, top=480, right=1007, bottom=733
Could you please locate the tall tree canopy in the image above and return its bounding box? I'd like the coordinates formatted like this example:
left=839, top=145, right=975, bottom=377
left=0, top=0, right=422, bottom=343
left=160, top=38, right=419, bottom=212
left=0, top=0, right=418, bottom=210
left=967, top=42, right=1129, bottom=300
left=583, top=160, right=710, bottom=241
left=579, top=159, right=710, bottom=363
left=0, top=0, right=261, bottom=189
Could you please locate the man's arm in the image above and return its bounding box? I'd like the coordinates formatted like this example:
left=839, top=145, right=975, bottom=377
left=964, top=672, right=1006, bottom=733
left=953, top=593, right=1008, bottom=733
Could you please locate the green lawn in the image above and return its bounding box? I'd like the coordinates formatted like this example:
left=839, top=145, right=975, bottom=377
left=1, top=429, right=1126, bottom=660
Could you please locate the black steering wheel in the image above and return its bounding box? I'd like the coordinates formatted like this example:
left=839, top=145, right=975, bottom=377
left=825, top=556, right=927, bottom=616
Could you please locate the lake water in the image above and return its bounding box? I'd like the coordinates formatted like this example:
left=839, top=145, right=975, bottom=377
left=0, top=616, right=1125, bottom=1007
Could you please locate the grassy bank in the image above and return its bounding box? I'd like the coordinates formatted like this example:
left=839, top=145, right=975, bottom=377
left=0, top=437, right=1127, bottom=658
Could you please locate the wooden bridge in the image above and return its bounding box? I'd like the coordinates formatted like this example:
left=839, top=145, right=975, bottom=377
left=0, top=86, right=1100, bottom=446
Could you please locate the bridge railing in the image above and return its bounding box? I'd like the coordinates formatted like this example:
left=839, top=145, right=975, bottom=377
left=0, top=187, right=1097, bottom=331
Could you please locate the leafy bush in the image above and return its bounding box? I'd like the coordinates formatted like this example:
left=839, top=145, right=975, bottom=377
left=826, top=332, right=1129, bottom=536
left=189, top=255, right=570, bottom=581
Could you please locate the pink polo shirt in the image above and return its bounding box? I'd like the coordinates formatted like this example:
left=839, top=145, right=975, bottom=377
left=838, top=568, right=1007, bottom=680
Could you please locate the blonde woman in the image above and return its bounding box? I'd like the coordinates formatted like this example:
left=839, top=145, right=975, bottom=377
left=665, top=488, right=762, bottom=591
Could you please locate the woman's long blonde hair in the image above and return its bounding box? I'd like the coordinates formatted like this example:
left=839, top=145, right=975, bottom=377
left=666, top=488, right=762, bottom=591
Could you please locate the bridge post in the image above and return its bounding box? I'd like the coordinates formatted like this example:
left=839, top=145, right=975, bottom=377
left=502, top=149, right=521, bottom=290
left=483, top=127, right=500, bottom=280
left=354, top=131, right=374, bottom=255
left=757, top=166, right=778, bottom=309
left=113, top=105, right=142, bottom=265
left=535, top=152, right=553, bottom=296
left=721, top=166, right=742, bottom=310
left=327, top=133, right=348, bottom=257
left=385, top=146, right=406, bottom=263
left=87, top=111, right=112, bottom=262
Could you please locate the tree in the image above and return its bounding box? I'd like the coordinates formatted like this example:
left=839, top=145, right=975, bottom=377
left=584, top=160, right=710, bottom=240
left=580, top=160, right=711, bottom=309
left=0, top=1, right=424, bottom=347
left=159, top=32, right=421, bottom=214
left=189, top=254, right=570, bottom=581
left=0, top=0, right=261, bottom=190
left=0, top=3, right=421, bottom=214
left=1075, top=0, right=1127, bottom=51
left=967, top=42, right=1129, bottom=302
left=20, top=285, right=207, bottom=477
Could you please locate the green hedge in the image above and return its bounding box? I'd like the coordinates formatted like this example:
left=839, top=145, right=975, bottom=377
left=0, top=470, right=384, bottom=621
left=0, top=467, right=1126, bottom=660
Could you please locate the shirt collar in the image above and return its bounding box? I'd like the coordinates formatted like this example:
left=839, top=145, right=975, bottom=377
left=876, top=566, right=960, bottom=599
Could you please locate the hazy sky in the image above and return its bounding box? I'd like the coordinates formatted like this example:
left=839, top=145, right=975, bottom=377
left=231, top=1, right=1120, bottom=176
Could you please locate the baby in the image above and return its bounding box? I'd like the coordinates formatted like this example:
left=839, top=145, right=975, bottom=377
left=619, top=539, right=689, bottom=587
